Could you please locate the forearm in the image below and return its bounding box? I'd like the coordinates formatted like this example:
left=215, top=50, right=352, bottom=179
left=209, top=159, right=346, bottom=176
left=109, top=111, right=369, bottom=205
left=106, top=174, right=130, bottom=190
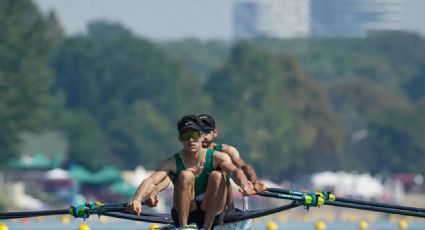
left=230, top=169, right=249, bottom=187
left=232, top=156, right=257, bottom=183
left=241, top=164, right=258, bottom=183
left=154, top=176, right=171, bottom=193
left=231, top=157, right=246, bottom=169
left=132, top=178, right=156, bottom=201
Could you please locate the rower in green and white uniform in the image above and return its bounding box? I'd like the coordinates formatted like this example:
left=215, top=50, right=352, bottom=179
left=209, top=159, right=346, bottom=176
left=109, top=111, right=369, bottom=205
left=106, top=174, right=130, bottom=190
left=197, top=114, right=266, bottom=210
left=172, top=148, right=215, bottom=201
left=127, top=115, right=255, bottom=230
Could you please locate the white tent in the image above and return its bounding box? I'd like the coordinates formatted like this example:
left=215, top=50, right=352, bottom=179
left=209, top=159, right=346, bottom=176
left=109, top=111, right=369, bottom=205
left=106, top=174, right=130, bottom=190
left=45, top=168, right=70, bottom=180
left=312, top=171, right=384, bottom=199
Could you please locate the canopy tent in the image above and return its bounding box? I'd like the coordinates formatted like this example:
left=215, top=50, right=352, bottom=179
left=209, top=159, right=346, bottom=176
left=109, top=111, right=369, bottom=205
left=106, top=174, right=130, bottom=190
left=110, top=181, right=136, bottom=198
left=69, top=165, right=122, bottom=185
left=8, top=152, right=58, bottom=170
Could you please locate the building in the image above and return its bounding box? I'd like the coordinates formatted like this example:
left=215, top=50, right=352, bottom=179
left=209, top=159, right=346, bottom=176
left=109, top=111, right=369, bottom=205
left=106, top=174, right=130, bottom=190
left=310, top=0, right=405, bottom=37
left=233, top=0, right=309, bottom=39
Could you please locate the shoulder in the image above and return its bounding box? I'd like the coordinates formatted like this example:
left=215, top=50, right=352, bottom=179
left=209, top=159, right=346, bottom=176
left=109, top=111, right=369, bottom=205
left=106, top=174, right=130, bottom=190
left=158, top=155, right=177, bottom=171
left=220, top=144, right=241, bottom=158
left=213, top=150, right=232, bottom=162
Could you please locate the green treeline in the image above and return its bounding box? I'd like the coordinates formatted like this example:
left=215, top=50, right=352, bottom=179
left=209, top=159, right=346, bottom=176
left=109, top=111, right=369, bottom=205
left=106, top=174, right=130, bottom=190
left=1, top=0, right=425, bottom=180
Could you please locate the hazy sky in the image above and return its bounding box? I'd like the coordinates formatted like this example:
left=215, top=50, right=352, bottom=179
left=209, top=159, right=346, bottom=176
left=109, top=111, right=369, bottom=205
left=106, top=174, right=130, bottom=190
left=34, top=0, right=425, bottom=41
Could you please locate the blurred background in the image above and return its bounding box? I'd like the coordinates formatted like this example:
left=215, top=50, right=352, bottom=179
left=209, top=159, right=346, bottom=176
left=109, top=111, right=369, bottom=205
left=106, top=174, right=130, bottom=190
left=1, top=0, right=425, bottom=228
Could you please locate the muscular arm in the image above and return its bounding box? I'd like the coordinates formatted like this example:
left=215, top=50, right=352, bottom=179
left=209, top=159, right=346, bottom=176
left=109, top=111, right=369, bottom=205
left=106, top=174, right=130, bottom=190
left=132, top=158, right=173, bottom=201
left=154, top=176, right=172, bottom=193
left=221, top=144, right=240, bottom=160
left=221, top=144, right=258, bottom=184
left=144, top=175, right=172, bottom=207
left=214, top=152, right=254, bottom=195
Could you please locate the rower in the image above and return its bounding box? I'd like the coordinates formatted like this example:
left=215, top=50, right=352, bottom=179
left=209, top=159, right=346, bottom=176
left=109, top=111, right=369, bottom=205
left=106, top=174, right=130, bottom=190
left=197, top=113, right=266, bottom=194
left=145, top=114, right=266, bottom=212
left=127, top=114, right=255, bottom=230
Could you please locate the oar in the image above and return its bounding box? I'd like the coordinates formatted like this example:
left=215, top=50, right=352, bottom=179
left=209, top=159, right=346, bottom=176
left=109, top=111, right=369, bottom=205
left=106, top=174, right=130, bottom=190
left=0, top=201, right=144, bottom=220
left=255, top=191, right=305, bottom=202
left=102, top=212, right=174, bottom=224
left=267, top=187, right=425, bottom=214
left=263, top=188, right=425, bottom=218
left=223, top=201, right=301, bottom=222
left=0, top=209, right=70, bottom=219
left=255, top=191, right=325, bottom=207
left=327, top=201, right=425, bottom=218
left=332, top=196, right=425, bottom=213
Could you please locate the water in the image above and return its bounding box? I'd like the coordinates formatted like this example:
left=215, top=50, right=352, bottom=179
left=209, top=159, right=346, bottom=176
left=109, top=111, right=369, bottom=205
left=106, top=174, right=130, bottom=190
left=2, top=220, right=425, bottom=230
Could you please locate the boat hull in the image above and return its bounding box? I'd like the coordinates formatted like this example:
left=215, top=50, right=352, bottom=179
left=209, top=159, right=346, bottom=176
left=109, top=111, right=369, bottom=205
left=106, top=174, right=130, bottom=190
left=159, top=219, right=252, bottom=230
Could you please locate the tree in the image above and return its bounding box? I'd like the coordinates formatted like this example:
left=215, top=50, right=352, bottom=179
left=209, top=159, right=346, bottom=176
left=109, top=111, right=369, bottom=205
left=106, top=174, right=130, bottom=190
left=326, top=80, right=425, bottom=173
left=404, top=66, right=425, bottom=102
left=51, top=22, right=210, bottom=169
left=205, top=42, right=342, bottom=178
left=0, top=0, right=63, bottom=166
left=58, top=111, right=109, bottom=170
left=356, top=109, right=425, bottom=174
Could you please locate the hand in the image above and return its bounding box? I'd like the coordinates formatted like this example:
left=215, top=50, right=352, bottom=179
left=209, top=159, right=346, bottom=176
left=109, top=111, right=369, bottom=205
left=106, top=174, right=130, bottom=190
left=145, top=193, right=159, bottom=207
left=126, top=199, right=142, bottom=215
left=186, top=164, right=204, bottom=177
left=253, top=181, right=267, bottom=192
left=239, top=181, right=256, bottom=196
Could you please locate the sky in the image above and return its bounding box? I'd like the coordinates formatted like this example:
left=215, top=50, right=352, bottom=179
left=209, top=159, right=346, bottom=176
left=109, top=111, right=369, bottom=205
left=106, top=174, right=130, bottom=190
left=34, top=0, right=425, bottom=41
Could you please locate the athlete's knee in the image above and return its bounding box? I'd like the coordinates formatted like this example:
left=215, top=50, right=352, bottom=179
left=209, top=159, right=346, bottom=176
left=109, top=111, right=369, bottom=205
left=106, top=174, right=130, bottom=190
left=209, top=171, right=224, bottom=185
left=178, top=170, right=195, bottom=185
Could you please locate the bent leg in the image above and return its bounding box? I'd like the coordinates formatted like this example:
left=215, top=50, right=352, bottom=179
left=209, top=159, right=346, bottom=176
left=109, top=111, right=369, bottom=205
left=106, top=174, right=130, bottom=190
left=200, top=171, right=227, bottom=230
left=174, top=170, right=196, bottom=227
left=226, top=180, right=234, bottom=210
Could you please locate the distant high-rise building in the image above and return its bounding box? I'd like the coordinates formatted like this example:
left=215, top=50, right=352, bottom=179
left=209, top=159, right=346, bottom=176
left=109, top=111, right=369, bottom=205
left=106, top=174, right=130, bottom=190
left=311, top=0, right=405, bottom=37
left=233, top=0, right=309, bottom=40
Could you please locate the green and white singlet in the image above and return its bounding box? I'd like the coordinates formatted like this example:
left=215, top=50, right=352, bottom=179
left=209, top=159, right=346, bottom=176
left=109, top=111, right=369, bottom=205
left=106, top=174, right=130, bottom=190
left=213, top=143, right=223, bottom=152
left=173, top=149, right=215, bottom=198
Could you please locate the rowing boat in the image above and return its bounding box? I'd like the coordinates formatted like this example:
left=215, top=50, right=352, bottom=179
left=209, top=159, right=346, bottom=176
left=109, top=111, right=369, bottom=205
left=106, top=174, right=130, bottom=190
left=1, top=188, right=425, bottom=229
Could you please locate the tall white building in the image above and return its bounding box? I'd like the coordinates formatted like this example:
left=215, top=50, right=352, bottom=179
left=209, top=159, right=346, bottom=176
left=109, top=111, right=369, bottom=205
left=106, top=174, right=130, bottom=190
left=233, top=0, right=310, bottom=39
left=310, top=0, right=405, bottom=37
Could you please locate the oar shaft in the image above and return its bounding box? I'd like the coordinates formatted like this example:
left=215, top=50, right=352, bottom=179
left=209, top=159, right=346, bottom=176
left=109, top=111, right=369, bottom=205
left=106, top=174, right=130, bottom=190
left=102, top=212, right=174, bottom=224
left=335, top=197, right=425, bottom=213
left=87, top=207, right=126, bottom=214
left=0, top=209, right=69, bottom=219
left=0, top=201, right=144, bottom=220
left=267, top=188, right=302, bottom=196
left=223, top=201, right=301, bottom=222
left=267, top=187, right=425, bottom=214
left=255, top=191, right=305, bottom=201
left=328, top=201, right=425, bottom=218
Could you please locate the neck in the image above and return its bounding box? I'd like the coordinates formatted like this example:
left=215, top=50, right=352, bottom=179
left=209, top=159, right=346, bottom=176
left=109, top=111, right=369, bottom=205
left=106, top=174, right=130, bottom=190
left=203, top=141, right=215, bottom=149
left=182, top=148, right=205, bottom=164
